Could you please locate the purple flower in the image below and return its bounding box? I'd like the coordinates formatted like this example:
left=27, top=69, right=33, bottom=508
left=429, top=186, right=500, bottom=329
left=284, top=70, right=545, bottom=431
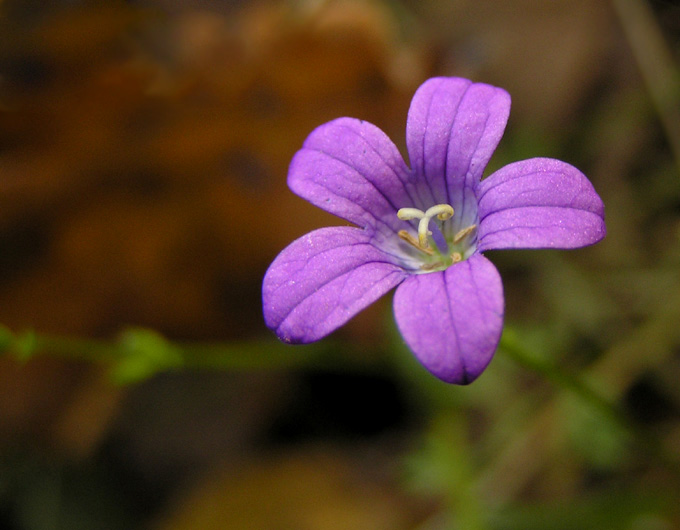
left=262, top=77, right=605, bottom=384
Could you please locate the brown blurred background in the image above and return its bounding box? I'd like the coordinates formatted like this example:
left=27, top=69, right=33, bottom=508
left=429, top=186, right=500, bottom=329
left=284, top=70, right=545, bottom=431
left=0, top=0, right=679, bottom=528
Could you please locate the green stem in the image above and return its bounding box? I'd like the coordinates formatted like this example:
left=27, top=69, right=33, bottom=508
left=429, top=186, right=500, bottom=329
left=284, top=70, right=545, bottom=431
left=0, top=325, right=351, bottom=383
left=499, top=329, right=680, bottom=478
left=612, top=0, right=680, bottom=176
left=499, top=330, right=621, bottom=427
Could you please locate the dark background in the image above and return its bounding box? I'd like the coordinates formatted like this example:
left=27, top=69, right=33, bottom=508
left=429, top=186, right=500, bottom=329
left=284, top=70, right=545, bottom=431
left=0, top=0, right=679, bottom=528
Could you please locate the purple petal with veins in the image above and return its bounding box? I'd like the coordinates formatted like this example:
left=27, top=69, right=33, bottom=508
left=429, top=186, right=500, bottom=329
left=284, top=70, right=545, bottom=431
left=263, top=227, right=407, bottom=343
left=393, top=254, right=504, bottom=384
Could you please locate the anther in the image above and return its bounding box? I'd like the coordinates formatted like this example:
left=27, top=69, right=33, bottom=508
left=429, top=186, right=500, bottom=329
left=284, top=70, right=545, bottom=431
left=398, top=230, right=434, bottom=255
left=420, top=262, right=442, bottom=271
left=453, top=224, right=477, bottom=244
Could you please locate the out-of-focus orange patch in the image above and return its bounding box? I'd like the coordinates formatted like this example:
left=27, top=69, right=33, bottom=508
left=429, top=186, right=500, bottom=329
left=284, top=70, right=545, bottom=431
left=154, top=447, right=430, bottom=530
left=0, top=0, right=423, bottom=337
left=0, top=0, right=424, bottom=451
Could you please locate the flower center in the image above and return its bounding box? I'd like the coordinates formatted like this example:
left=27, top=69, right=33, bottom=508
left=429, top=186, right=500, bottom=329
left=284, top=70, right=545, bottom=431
left=397, top=203, right=477, bottom=272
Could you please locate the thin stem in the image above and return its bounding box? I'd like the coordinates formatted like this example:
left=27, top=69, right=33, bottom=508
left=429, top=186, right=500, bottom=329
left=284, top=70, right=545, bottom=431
left=0, top=325, right=356, bottom=383
left=499, top=330, right=621, bottom=427
left=612, top=0, right=680, bottom=176
left=499, top=329, right=680, bottom=477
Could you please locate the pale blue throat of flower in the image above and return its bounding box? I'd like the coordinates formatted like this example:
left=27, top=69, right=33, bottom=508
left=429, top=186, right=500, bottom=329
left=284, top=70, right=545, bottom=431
left=396, top=203, right=477, bottom=272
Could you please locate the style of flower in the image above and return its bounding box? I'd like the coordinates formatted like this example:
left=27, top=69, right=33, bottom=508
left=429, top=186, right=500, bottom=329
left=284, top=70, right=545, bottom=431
left=262, top=77, right=605, bottom=384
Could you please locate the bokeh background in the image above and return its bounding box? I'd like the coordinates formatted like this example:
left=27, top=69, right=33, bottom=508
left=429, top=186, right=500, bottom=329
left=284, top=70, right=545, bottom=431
left=1, top=0, right=679, bottom=528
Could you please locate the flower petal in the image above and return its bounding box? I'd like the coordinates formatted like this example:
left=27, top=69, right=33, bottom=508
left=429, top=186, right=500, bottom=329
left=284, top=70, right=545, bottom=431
left=405, top=77, right=510, bottom=217
left=476, top=158, right=606, bottom=251
left=393, top=254, right=504, bottom=384
left=263, top=227, right=407, bottom=344
left=288, top=117, right=414, bottom=235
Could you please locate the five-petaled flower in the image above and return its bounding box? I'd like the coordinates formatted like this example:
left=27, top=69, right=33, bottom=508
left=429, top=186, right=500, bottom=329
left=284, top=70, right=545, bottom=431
left=262, top=77, right=605, bottom=384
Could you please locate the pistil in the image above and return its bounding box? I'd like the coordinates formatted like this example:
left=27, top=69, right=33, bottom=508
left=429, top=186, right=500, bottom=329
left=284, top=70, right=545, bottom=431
left=397, top=204, right=454, bottom=249
left=396, top=203, right=477, bottom=272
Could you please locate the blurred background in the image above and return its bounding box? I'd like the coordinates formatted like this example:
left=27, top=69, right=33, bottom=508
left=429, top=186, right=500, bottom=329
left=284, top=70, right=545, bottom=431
left=0, top=0, right=679, bottom=528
